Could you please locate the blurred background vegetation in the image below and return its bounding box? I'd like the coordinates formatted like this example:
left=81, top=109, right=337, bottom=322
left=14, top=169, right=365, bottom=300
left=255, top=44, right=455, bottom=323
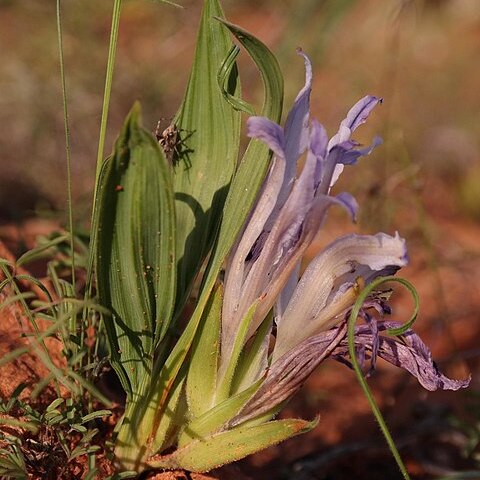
left=0, top=0, right=479, bottom=476
left=1, top=0, right=478, bottom=226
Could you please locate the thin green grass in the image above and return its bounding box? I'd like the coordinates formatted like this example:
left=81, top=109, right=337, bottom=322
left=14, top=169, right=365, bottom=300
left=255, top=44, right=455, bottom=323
left=92, top=0, right=123, bottom=214
left=56, top=0, right=76, bottom=291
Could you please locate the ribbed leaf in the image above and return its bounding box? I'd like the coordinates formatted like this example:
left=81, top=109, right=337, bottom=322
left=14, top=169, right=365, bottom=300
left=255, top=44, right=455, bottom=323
left=114, top=18, right=284, bottom=470
left=153, top=417, right=317, bottom=473
left=150, top=367, right=187, bottom=454
left=172, top=0, right=241, bottom=305
left=186, top=283, right=222, bottom=418
left=114, top=364, right=187, bottom=471
left=96, top=103, right=176, bottom=396
left=205, top=18, right=284, bottom=272
left=148, top=18, right=284, bottom=429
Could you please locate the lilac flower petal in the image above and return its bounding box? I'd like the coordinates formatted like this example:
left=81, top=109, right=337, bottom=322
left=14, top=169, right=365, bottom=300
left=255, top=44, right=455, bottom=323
left=240, top=137, right=319, bottom=337
left=272, top=193, right=348, bottom=331
left=247, top=116, right=285, bottom=157
left=328, top=95, right=382, bottom=150
left=222, top=154, right=286, bottom=363
left=328, top=124, right=351, bottom=150
left=341, top=95, right=383, bottom=132
left=355, top=135, right=383, bottom=157
left=318, top=146, right=345, bottom=194
left=284, top=50, right=313, bottom=159
left=328, top=164, right=345, bottom=191
left=335, top=192, right=358, bottom=222
left=273, top=233, right=408, bottom=360
left=310, top=119, right=328, bottom=157
left=277, top=50, right=313, bottom=208
left=246, top=53, right=314, bottom=243
left=323, top=136, right=383, bottom=191
left=275, top=262, right=301, bottom=325
left=339, top=136, right=383, bottom=167
left=248, top=128, right=319, bottom=274
left=309, top=119, right=329, bottom=189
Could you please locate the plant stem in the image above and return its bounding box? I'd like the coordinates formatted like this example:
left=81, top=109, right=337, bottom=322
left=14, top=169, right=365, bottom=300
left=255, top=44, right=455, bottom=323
left=348, top=275, right=413, bottom=480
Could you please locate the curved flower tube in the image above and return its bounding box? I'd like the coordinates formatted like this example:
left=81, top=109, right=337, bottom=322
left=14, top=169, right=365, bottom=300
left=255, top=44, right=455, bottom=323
left=272, top=232, right=408, bottom=361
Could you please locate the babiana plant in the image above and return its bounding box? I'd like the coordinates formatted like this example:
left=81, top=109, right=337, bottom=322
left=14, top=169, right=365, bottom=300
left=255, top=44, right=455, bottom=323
left=0, top=0, right=470, bottom=478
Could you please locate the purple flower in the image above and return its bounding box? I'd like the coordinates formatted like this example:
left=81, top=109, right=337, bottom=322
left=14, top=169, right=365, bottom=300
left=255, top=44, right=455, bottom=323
left=220, top=50, right=469, bottom=409
left=221, top=51, right=382, bottom=372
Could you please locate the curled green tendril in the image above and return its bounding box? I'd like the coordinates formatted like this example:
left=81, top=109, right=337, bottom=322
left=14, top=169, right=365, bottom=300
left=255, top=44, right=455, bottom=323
left=348, top=275, right=419, bottom=480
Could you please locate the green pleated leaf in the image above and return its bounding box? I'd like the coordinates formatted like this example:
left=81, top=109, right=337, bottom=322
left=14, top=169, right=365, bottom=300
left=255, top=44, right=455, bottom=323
left=95, top=102, right=176, bottom=396
left=172, top=0, right=241, bottom=305
left=152, top=417, right=317, bottom=473
left=114, top=365, right=187, bottom=471
left=186, top=283, right=222, bottom=418
left=148, top=18, right=284, bottom=431
left=205, top=18, right=284, bottom=271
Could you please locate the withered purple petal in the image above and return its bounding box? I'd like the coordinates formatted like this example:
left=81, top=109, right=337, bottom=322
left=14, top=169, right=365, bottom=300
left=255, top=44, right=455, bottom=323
left=377, top=323, right=470, bottom=391
left=231, top=325, right=347, bottom=427
left=334, top=322, right=470, bottom=392
left=275, top=50, right=313, bottom=210
left=283, top=50, right=313, bottom=164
